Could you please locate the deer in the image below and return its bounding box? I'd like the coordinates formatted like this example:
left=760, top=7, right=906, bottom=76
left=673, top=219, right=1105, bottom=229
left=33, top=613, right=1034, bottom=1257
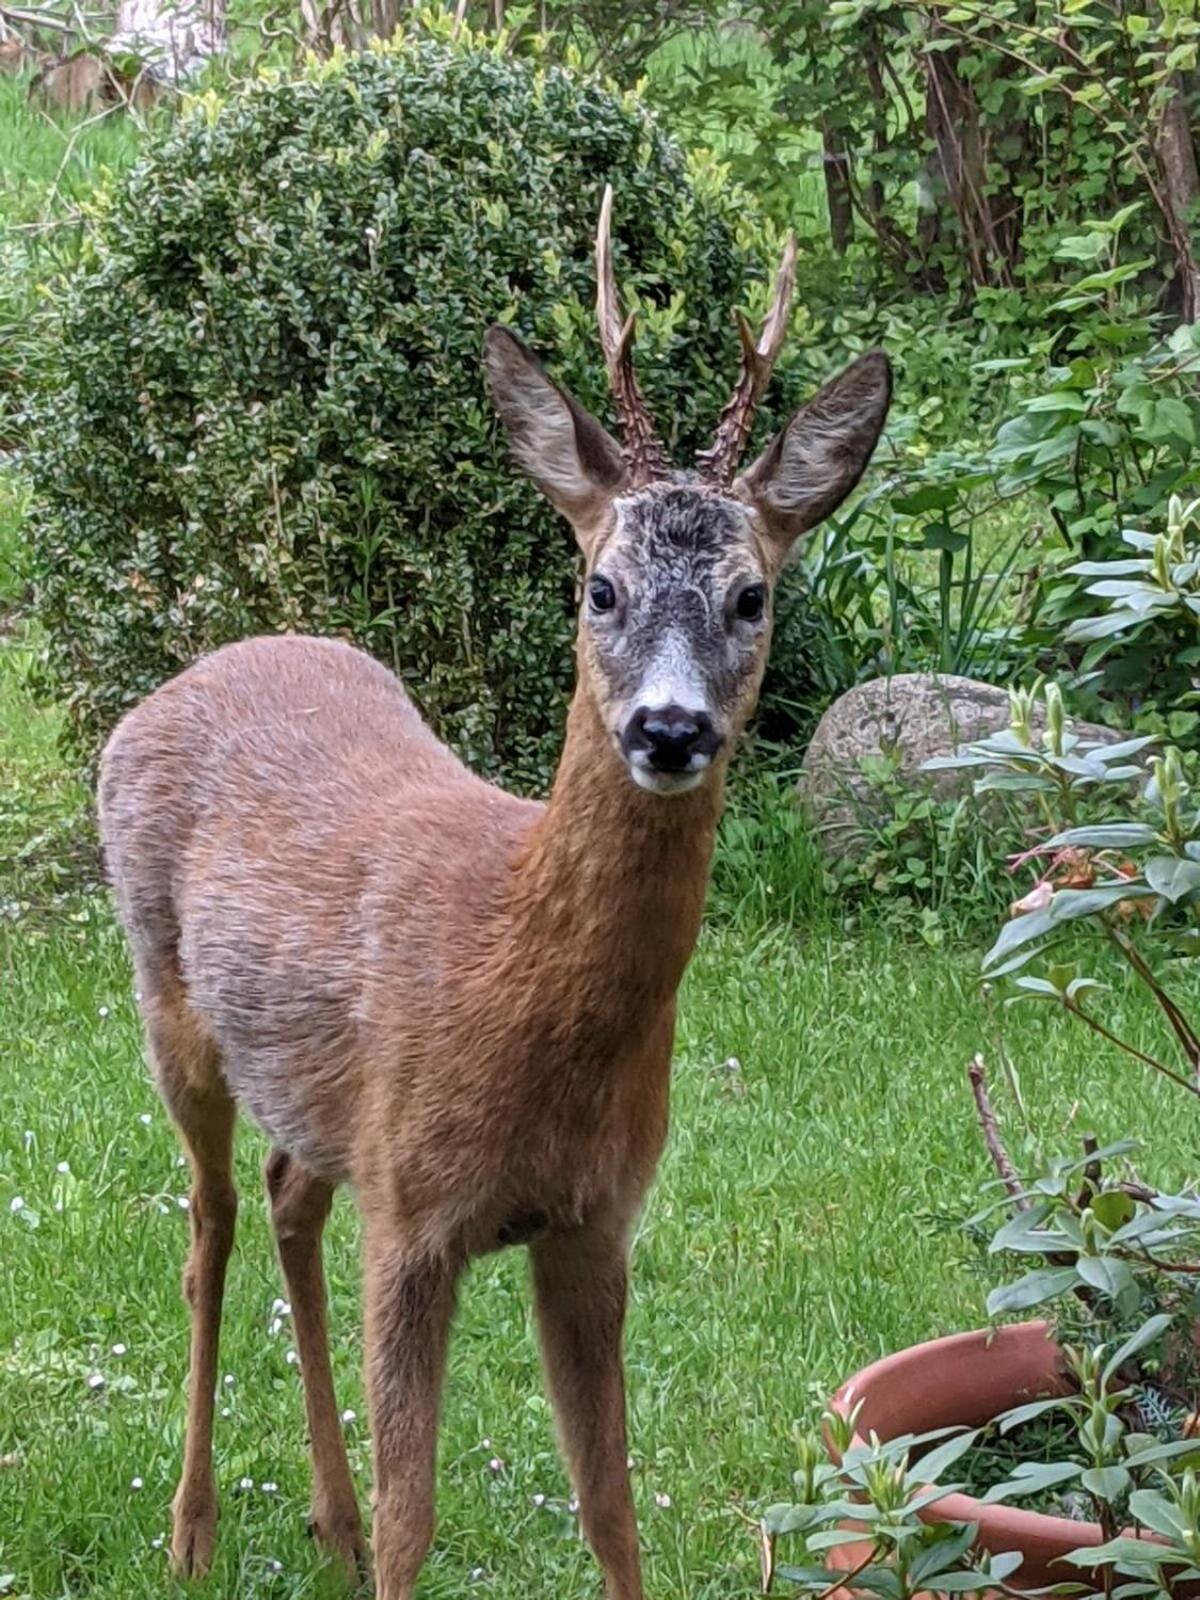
left=97, top=186, right=891, bottom=1600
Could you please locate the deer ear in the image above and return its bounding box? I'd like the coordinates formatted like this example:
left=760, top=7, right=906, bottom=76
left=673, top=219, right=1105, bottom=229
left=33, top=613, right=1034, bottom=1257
left=735, top=350, right=891, bottom=551
left=484, top=326, right=628, bottom=529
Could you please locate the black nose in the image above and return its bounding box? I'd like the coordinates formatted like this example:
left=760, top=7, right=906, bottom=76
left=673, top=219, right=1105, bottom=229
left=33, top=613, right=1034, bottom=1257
left=624, top=704, right=720, bottom=773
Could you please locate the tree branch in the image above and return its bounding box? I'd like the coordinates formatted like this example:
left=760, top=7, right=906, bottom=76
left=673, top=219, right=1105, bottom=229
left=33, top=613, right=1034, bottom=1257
left=968, top=1054, right=1029, bottom=1209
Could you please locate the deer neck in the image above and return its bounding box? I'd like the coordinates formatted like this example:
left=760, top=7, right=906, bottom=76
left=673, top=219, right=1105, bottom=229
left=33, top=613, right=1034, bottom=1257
left=503, top=688, right=725, bottom=1016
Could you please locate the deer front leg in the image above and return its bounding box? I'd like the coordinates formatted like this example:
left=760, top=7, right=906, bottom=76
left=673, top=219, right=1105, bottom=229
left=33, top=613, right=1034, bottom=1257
left=531, top=1221, right=644, bottom=1600
left=364, top=1231, right=460, bottom=1600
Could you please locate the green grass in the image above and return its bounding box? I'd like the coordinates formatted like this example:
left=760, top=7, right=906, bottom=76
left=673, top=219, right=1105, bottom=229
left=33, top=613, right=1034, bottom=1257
left=0, top=628, right=95, bottom=923
left=0, top=471, right=29, bottom=608
left=2, top=634, right=1196, bottom=1600
left=0, top=74, right=142, bottom=226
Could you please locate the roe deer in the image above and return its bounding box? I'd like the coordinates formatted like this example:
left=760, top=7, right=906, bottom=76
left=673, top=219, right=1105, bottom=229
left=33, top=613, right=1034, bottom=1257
left=98, top=187, right=891, bottom=1599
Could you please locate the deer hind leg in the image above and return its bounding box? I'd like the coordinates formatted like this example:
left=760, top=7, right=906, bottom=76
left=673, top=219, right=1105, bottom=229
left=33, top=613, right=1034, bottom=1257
left=531, top=1221, right=645, bottom=1600
left=364, top=1232, right=461, bottom=1600
left=142, top=988, right=239, bottom=1579
left=264, top=1149, right=367, bottom=1578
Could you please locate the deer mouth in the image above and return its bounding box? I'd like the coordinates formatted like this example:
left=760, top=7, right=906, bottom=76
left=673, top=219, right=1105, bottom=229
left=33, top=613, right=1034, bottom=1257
left=626, top=755, right=710, bottom=796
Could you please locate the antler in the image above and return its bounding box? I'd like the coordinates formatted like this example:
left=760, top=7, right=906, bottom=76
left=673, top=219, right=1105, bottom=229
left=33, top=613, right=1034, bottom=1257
left=595, top=185, right=672, bottom=484
left=696, top=233, right=798, bottom=486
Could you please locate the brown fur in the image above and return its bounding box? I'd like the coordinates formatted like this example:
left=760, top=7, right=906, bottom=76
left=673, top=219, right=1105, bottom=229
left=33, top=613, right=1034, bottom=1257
left=29, top=49, right=163, bottom=112
left=99, top=313, right=890, bottom=1597
left=0, top=36, right=37, bottom=75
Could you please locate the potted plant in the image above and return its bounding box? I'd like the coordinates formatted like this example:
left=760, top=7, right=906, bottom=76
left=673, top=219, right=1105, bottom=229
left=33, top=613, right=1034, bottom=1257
left=764, top=504, right=1200, bottom=1595
left=763, top=1336, right=1200, bottom=1597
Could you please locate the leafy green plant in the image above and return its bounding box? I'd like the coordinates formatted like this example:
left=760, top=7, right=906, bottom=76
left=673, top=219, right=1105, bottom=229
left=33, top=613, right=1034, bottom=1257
left=971, top=1320, right=1200, bottom=1596
left=982, top=323, right=1200, bottom=559
left=709, top=768, right=837, bottom=932
left=761, top=1412, right=1023, bottom=1597
left=788, top=463, right=1027, bottom=693
left=22, top=21, right=803, bottom=791
left=765, top=1256, right=1200, bottom=1598
left=928, top=680, right=1200, bottom=1112
left=1050, top=491, right=1200, bottom=740
left=980, top=1142, right=1200, bottom=1333
left=1066, top=493, right=1200, bottom=651
left=817, top=752, right=1019, bottom=935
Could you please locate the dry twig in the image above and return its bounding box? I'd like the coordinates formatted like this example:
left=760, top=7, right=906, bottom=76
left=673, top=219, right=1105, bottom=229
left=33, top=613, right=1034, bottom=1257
left=968, top=1054, right=1029, bottom=1210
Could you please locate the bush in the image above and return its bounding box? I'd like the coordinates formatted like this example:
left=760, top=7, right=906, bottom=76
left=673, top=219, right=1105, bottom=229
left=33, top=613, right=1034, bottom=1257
left=24, top=24, right=803, bottom=791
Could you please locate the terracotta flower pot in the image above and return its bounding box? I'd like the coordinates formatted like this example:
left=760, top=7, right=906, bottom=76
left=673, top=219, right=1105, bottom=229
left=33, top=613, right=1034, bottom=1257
left=826, top=1320, right=1197, bottom=1597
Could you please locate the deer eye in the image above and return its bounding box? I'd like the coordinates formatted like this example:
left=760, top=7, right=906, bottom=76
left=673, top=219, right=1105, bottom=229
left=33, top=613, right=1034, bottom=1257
left=588, top=576, right=617, bottom=614
left=735, top=583, right=766, bottom=622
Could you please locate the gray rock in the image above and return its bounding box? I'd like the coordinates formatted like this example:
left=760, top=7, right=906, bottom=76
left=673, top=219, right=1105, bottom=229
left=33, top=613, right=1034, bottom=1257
left=798, top=673, right=1118, bottom=858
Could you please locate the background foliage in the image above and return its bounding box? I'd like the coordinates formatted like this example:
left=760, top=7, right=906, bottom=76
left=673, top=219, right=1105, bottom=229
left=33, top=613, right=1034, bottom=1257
left=5, top=0, right=1200, bottom=803
left=21, top=24, right=812, bottom=790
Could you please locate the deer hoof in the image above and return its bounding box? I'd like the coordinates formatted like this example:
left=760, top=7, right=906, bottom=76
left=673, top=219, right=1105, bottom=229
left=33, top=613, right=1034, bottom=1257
left=170, top=1491, right=218, bottom=1576
left=308, top=1507, right=371, bottom=1585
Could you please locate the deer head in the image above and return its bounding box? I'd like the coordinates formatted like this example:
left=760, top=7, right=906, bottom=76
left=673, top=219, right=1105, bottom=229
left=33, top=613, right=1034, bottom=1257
left=485, top=187, right=892, bottom=797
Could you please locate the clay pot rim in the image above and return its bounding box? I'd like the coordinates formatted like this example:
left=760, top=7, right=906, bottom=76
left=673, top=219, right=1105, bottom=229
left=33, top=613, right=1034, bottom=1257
left=827, top=1320, right=1101, bottom=1546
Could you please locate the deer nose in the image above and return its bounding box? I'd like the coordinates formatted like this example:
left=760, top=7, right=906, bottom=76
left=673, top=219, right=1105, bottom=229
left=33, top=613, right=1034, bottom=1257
left=624, top=704, right=720, bottom=773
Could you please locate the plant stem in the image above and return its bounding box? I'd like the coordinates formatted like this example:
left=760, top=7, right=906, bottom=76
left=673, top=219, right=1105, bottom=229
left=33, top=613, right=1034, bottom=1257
left=968, top=1054, right=1030, bottom=1208
left=1062, top=998, right=1200, bottom=1097
left=1105, top=923, right=1200, bottom=1087
left=813, top=1547, right=878, bottom=1600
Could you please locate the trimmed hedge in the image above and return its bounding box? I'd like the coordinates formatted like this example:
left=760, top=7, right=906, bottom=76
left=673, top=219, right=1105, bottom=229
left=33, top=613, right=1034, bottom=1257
left=26, top=28, right=805, bottom=790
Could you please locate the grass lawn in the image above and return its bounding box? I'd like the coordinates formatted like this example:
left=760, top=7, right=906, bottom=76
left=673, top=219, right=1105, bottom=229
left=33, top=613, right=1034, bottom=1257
left=2, top=630, right=1196, bottom=1599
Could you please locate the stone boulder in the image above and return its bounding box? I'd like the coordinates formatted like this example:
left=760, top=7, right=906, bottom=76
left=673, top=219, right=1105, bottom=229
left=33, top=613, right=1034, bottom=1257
left=798, top=673, right=1119, bottom=858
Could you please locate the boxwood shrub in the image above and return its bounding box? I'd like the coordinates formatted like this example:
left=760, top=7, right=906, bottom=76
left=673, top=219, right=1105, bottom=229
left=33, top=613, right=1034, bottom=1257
left=25, top=26, right=809, bottom=790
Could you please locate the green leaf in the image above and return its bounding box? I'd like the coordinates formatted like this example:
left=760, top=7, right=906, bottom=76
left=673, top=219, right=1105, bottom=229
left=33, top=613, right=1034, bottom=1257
left=804, top=1528, right=872, bottom=1551
left=1076, top=1255, right=1136, bottom=1300
left=1043, top=824, right=1158, bottom=848
left=982, top=1552, right=1025, bottom=1584
left=1089, top=1190, right=1136, bottom=1232
left=1102, top=1313, right=1173, bottom=1385
left=1128, top=1487, right=1187, bottom=1541
left=987, top=1266, right=1080, bottom=1316
left=1026, top=391, right=1088, bottom=413
left=1144, top=855, right=1200, bottom=903
left=892, top=484, right=959, bottom=515
left=932, top=1572, right=1011, bottom=1593
left=981, top=1461, right=1081, bottom=1504
left=1080, top=1464, right=1132, bottom=1502
left=974, top=771, right=1056, bottom=795
left=996, top=1396, right=1070, bottom=1434
left=1087, top=737, right=1160, bottom=764
left=913, top=1428, right=980, bottom=1485
left=1066, top=559, right=1152, bottom=576
left=988, top=1199, right=1058, bottom=1252
left=1064, top=612, right=1147, bottom=644
left=1012, top=976, right=1062, bottom=998
left=1063, top=1535, right=1166, bottom=1565
left=1124, top=1436, right=1200, bottom=1469
left=762, top=1502, right=818, bottom=1535
left=1155, top=397, right=1196, bottom=443
left=981, top=909, right=1058, bottom=974
left=908, top=1523, right=977, bottom=1581
left=1049, top=883, right=1156, bottom=921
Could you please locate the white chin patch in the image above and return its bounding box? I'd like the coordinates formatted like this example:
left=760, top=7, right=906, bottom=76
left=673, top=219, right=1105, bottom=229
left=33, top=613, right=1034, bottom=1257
left=629, top=764, right=707, bottom=796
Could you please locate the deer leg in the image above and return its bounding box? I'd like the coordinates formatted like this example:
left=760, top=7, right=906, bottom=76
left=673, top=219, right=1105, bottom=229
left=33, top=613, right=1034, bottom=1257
left=159, top=1067, right=238, bottom=1578
left=264, top=1149, right=367, bottom=1577
left=531, top=1222, right=644, bottom=1600
left=364, top=1232, right=460, bottom=1600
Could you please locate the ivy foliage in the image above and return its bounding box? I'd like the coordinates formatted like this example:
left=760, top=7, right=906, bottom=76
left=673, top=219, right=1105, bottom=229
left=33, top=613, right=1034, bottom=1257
left=24, top=26, right=803, bottom=791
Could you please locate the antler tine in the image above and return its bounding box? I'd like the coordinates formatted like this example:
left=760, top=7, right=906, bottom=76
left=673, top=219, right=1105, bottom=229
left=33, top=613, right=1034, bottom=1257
left=595, top=184, right=671, bottom=484
left=696, top=232, right=798, bottom=485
